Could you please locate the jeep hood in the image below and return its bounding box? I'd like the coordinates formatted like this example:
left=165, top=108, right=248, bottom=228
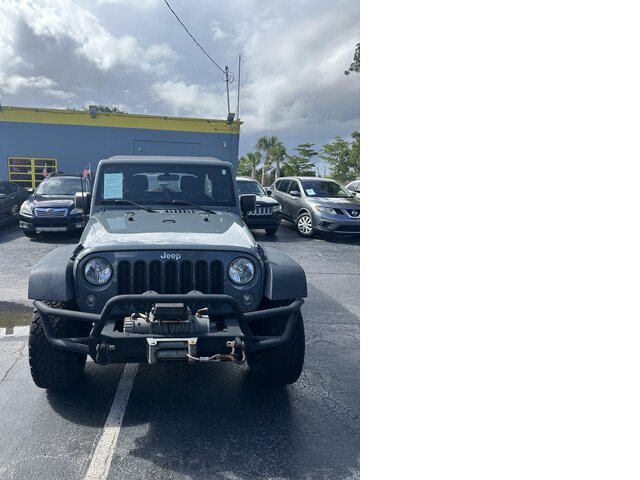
left=79, top=210, right=257, bottom=252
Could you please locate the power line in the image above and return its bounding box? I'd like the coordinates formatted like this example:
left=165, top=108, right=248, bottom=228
left=163, top=0, right=228, bottom=76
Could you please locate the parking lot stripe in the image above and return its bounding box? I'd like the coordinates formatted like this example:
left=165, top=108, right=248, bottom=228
left=84, top=363, right=138, bottom=480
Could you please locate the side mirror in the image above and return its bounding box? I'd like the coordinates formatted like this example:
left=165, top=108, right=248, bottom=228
left=240, top=194, right=257, bottom=215
left=75, top=192, right=92, bottom=213
left=26, top=188, right=34, bottom=194
left=266, top=189, right=273, bottom=196
left=290, top=190, right=301, bottom=197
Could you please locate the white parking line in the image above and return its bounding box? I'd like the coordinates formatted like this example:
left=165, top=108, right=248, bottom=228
left=84, top=363, right=139, bottom=480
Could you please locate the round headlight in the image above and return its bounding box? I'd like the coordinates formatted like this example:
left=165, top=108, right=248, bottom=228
left=228, top=257, right=255, bottom=285
left=84, top=257, right=112, bottom=285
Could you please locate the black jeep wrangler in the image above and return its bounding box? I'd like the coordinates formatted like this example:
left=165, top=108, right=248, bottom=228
left=27, top=156, right=306, bottom=390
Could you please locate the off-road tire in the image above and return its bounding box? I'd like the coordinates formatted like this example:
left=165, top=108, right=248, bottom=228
left=265, top=227, right=278, bottom=236
left=29, top=301, right=89, bottom=391
left=247, top=310, right=305, bottom=386
left=296, top=212, right=314, bottom=238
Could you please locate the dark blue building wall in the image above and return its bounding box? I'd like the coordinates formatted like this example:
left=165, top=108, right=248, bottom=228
left=0, top=121, right=240, bottom=180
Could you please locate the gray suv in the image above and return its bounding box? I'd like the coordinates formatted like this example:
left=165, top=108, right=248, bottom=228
left=269, top=177, right=360, bottom=237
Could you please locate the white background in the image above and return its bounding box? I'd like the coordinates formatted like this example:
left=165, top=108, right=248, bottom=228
left=363, top=1, right=640, bottom=477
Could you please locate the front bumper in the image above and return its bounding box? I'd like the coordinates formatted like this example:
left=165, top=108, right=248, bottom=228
left=19, top=214, right=86, bottom=233
left=243, top=215, right=280, bottom=230
left=312, top=211, right=360, bottom=234
left=34, top=293, right=303, bottom=365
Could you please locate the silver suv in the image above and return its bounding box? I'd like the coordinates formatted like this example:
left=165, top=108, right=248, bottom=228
left=268, top=177, right=360, bottom=237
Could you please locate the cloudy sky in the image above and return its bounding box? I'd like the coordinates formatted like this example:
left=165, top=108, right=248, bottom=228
left=0, top=0, right=359, bottom=162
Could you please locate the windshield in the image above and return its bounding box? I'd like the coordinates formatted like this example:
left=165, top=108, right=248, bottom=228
left=301, top=180, right=352, bottom=198
left=36, top=177, right=85, bottom=196
left=95, top=163, right=236, bottom=208
left=236, top=180, right=266, bottom=196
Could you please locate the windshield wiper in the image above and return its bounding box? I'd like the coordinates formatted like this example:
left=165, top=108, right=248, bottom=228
left=160, top=200, right=217, bottom=214
left=101, top=198, right=156, bottom=213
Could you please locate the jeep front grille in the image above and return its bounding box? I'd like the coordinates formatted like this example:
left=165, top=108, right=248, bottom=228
left=117, top=260, right=224, bottom=295
left=247, top=206, right=273, bottom=216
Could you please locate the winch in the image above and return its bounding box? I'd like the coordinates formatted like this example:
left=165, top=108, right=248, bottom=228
left=123, top=302, right=213, bottom=335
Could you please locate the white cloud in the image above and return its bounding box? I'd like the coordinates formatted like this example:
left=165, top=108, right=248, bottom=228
left=0, top=74, right=56, bottom=94
left=0, top=0, right=177, bottom=72
left=210, top=20, right=228, bottom=40
left=96, top=0, right=160, bottom=8
left=150, top=79, right=229, bottom=118
left=43, top=88, right=75, bottom=99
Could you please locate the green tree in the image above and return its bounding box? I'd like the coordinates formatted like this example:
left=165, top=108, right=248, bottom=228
left=283, top=143, right=317, bottom=176
left=320, top=134, right=359, bottom=184
left=83, top=104, right=127, bottom=113
left=238, top=151, right=261, bottom=178
left=349, top=131, right=359, bottom=167
left=256, top=136, right=286, bottom=184
left=271, top=142, right=287, bottom=180
left=344, top=43, right=360, bottom=75
left=238, top=154, right=252, bottom=177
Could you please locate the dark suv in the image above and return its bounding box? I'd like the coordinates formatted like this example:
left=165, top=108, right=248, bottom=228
left=26, top=156, right=307, bottom=391
left=236, top=176, right=281, bottom=235
left=269, top=176, right=360, bottom=237
left=19, top=173, right=91, bottom=237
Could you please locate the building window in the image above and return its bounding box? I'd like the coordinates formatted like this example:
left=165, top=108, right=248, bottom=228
left=8, top=157, right=58, bottom=189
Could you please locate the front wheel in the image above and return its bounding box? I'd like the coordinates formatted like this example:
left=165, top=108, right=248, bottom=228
left=22, top=230, right=37, bottom=238
left=29, top=301, right=88, bottom=391
left=265, top=227, right=278, bottom=236
left=247, top=310, right=305, bottom=386
left=296, top=212, right=314, bottom=238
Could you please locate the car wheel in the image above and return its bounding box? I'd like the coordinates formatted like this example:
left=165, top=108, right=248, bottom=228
left=29, top=301, right=90, bottom=391
left=265, top=227, right=278, bottom=236
left=22, top=230, right=37, bottom=238
left=296, top=212, right=314, bottom=237
left=247, top=309, right=305, bottom=386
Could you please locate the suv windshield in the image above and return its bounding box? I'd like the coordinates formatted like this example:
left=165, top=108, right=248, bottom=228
left=95, top=163, right=236, bottom=207
left=237, top=180, right=266, bottom=196
left=36, top=177, right=85, bottom=196
left=300, top=180, right=352, bottom=198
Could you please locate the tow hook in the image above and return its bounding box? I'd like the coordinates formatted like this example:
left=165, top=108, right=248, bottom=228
left=186, top=337, right=246, bottom=364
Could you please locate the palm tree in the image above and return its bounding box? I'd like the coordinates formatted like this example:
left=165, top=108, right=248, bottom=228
left=256, top=136, right=286, bottom=184
left=271, top=142, right=287, bottom=180
left=245, top=151, right=261, bottom=179
left=256, top=136, right=276, bottom=184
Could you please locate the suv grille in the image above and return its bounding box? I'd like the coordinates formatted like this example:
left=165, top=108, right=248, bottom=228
left=117, top=260, right=224, bottom=295
left=34, top=207, right=67, bottom=217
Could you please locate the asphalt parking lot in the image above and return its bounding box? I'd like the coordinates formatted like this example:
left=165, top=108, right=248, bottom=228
left=0, top=221, right=360, bottom=479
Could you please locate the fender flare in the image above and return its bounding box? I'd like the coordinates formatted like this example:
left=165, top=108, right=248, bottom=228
left=28, top=244, right=77, bottom=302
left=261, top=246, right=307, bottom=301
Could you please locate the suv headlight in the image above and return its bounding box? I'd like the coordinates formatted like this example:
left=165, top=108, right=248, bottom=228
left=84, top=257, right=113, bottom=285
left=315, top=205, right=335, bottom=214
left=20, top=202, right=33, bottom=215
left=228, top=257, right=255, bottom=285
left=272, top=204, right=281, bottom=212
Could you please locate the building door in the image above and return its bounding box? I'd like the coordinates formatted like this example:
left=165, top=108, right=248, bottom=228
left=8, top=157, right=58, bottom=189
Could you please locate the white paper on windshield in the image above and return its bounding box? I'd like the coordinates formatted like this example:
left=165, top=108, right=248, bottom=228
left=104, top=173, right=123, bottom=199
left=305, top=188, right=316, bottom=196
